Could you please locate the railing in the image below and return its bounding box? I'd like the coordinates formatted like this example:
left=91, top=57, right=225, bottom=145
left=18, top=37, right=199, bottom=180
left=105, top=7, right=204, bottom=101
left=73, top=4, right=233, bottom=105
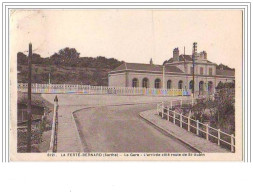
left=17, top=83, right=189, bottom=96
left=48, top=96, right=59, bottom=153
left=157, top=100, right=235, bottom=152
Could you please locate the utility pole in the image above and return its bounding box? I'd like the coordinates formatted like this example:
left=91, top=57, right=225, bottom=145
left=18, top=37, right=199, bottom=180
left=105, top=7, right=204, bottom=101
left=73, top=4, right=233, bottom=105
left=162, top=64, right=165, bottom=90
left=184, top=46, right=187, bottom=90
left=192, top=42, right=197, bottom=98
left=27, top=43, right=32, bottom=152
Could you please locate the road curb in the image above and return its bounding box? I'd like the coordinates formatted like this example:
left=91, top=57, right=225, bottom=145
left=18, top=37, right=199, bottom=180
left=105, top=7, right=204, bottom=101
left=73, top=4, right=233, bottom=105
left=139, top=112, right=202, bottom=153
left=72, top=107, right=95, bottom=152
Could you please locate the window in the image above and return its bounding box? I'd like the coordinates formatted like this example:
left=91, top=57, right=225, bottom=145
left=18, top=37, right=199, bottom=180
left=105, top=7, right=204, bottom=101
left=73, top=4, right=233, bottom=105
left=189, top=80, right=193, bottom=89
left=178, top=80, right=183, bottom=89
left=200, top=67, right=204, bottom=75
left=209, top=68, right=213, bottom=75
left=132, top=78, right=139, bottom=88
left=208, top=81, right=213, bottom=94
left=155, top=78, right=161, bottom=89
left=167, top=80, right=172, bottom=89
left=199, top=81, right=204, bottom=91
left=190, top=67, right=194, bottom=74
left=142, top=78, right=149, bottom=88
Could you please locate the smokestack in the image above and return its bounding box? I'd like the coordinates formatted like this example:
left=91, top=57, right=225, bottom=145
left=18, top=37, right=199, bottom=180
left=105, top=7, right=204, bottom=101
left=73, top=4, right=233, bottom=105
left=150, top=58, right=153, bottom=65
left=203, top=51, right=207, bottom=59
left=173, top=48, right=179, bottom=61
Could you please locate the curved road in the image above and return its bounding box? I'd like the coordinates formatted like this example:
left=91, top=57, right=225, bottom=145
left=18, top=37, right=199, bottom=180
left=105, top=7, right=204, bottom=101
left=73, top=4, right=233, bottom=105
left=74, top=103, right=195, bottom=153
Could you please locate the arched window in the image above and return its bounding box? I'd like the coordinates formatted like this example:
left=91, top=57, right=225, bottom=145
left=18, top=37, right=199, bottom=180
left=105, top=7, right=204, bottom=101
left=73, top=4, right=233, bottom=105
left=154, top=78, right=161, bottom=89
left=208, top=81, right=213, bottom=94
left=189, top=80, right=193, bottom=89
left=178, top=80, right=183, bottom=89
left=167, top=80, right=172, bottom=89
left=142, top=78, right=149, bottom=88
left=189, top=80, right=193, bottom=91
left=199, top=81, right=204, bottom=94
left=132, top=78, right=139, bottom=88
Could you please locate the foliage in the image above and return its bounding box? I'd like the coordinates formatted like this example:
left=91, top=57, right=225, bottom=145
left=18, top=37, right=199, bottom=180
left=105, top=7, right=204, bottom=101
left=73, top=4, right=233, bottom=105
left=58, top=47, right=80, bottom=66
left=17, top=52, right=28, bottom=65
left=32, top=53, right=43, bottom=64
left=216, top=63, right=235, bottom=71
left=216, top=81, right=235, bottom=89
left=181, top=90, right=235, bottom=134
left=191, top=99, right=209, bottom=122
left=17, top=47, right=124, bottom=85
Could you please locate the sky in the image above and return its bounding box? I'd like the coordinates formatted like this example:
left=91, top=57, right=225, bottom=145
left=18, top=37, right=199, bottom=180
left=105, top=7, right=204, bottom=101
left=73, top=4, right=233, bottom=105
left=10, top=9, right=242, bottom=69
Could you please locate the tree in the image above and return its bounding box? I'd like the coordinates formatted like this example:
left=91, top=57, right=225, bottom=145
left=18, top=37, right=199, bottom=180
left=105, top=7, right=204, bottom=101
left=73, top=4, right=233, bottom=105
left=17, top=52, right=28, bottom=65
left=191, top=99, right=208, bottom=122
left=217, top=63, right=235, bottom=71
left=216, top=81, right=235, bottom=89
left=50, top=53, right=61, bottom=65
left=58, top=47, right=80, bottom=66
left=32, top=53, right=43, bottom=64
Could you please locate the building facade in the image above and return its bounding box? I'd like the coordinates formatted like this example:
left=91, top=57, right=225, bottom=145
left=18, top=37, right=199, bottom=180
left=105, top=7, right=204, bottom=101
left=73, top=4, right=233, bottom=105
left=108, top=43, right=235, bottom=95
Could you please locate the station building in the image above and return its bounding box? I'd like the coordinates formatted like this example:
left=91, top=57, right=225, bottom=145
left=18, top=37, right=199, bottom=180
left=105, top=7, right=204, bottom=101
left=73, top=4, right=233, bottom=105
left=108, top=43, right=235, bottom=95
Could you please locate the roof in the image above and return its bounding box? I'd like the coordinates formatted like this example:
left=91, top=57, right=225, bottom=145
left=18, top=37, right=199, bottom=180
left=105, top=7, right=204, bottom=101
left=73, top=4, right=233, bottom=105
left=216, top=69, right=235, bottom=77
left=166, top=55, right=192, bottom=63
left=166, top=54, right=214, bottom=64
left=111, top=62, right=183, bottom=73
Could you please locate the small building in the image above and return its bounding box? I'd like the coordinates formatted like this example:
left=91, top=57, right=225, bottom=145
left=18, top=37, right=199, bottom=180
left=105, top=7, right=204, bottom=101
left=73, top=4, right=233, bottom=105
left=108, top=43, right=235, bottom=95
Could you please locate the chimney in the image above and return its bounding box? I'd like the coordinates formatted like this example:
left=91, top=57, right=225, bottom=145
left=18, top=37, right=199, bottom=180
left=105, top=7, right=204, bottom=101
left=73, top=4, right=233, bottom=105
left=199, top=52, right=204, bottom=60
left=203, top=51, right=207, bottom=59
left=150, top=58, right=153, bottom=65
left=173, top=48, right=179, bottom=61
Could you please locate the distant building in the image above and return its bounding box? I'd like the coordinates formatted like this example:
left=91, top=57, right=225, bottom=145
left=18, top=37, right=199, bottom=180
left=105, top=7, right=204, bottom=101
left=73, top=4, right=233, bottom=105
left=108, top=43, right=235, bottom=95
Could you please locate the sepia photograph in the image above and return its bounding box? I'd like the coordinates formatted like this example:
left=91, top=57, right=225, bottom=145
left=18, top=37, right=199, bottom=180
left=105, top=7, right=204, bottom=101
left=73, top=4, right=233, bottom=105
left=10, top=9, right=242, bottom=161
left=2, top=2, right=253, bottom=195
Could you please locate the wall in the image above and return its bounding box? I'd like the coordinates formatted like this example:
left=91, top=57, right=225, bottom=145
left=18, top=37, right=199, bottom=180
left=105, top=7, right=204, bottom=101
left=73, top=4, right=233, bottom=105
left=187, top=63, right=216, bottom=76
left=108, top=73, right=126, bottom=87
left=109, top=70, right=234, bottom=94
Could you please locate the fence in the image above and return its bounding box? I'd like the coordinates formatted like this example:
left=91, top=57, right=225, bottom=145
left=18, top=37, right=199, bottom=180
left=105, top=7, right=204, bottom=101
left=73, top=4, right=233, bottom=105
left=157, top=100, right=235, bottom=152
left=48, top=96, right=59, bottom=153
left=18, top=83, right=189, bottom=96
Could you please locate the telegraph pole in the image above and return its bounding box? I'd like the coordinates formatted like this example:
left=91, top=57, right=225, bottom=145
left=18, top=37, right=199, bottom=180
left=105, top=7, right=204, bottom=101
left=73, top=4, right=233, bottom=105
left=192, top=42, right=197, bottom=98
left=184, top=46, right=187, bottom=90
left=27, top=43, right=32, bottom=152
left=162, top=64, right=165, bottom=90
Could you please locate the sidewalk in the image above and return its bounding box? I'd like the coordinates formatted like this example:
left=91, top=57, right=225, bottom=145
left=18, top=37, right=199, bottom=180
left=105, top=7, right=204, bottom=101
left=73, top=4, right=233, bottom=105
left=57, top=105, right=84, bottom=152
left=139, top=109, right=229, bottom=153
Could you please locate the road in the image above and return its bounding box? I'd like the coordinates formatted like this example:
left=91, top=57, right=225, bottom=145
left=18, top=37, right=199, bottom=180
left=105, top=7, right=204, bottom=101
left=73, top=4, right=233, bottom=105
left=74, top=103, right=195, bottom=153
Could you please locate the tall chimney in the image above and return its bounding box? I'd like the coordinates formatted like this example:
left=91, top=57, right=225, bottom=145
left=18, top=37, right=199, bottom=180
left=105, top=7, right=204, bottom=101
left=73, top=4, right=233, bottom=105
left=203, top=51, right=207, bottom=59
left=173, top=48, right=179, bottom=61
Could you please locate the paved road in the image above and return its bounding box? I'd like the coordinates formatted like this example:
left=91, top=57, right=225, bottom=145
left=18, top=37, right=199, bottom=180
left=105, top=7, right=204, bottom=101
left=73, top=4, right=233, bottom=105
left=74, top=103, right=195, bottom=153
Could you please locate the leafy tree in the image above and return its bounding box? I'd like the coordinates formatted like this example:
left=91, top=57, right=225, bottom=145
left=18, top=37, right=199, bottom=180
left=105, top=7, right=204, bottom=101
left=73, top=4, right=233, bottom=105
left=191, top=99, right=208, bottom=122
left=58, top=47, right=80, bottom=66
left=216, top=81, right=235, bottom=89
left=32, top=53, right=43, bottom=64
left=17, top=52, right=28, bottom=65
left=217, top=63, right=235, bottom=71
left=50, top=53, right=61, bottom=65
